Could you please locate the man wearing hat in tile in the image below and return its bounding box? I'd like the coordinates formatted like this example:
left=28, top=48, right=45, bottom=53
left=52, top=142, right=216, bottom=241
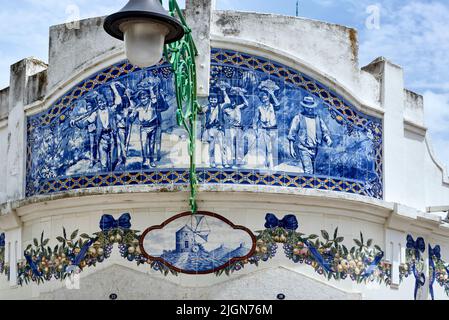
left=254, top=80, right=282, bottom=169
left=71, top=89, right=118, bottom=171
left=200, top=87, right=228, bottom=168
left=223, top=86, right=249, bottom=168
left=70, top=97, right=99, bottom=167
left=128, top=77, right=169, bottom=168
left=288, top=95, right=332, bottom=174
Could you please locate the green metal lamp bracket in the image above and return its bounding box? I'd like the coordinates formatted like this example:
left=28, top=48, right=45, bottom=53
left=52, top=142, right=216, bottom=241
left=161, top=0, right=199, bottom=214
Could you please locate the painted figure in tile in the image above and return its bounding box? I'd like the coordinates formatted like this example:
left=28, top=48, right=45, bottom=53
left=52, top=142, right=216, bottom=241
left=288, top=96, right=332, bottom=174
left=201, top=87, right=228, bottom=168
left=129, top=77, right=170, bottom=168
left=255, top=80, right=281, bottom=169
left=223, top=86, right=249, bottom=167
left=71, top=88, right=118, bottom=170
left=110, top=81, right=131, bottom=166
left=70, top=98, right=99, bottom=167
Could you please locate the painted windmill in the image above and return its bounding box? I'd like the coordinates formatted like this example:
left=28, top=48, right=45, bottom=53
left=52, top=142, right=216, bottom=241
left=189, top=215, right=211, bottom=252
left=175, top=215, right=211, bottom=253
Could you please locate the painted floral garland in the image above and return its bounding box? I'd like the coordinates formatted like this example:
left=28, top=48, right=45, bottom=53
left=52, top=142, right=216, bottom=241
left=216, top=214, right=391, bottom=286
left=398, top=236, right=449, bottom=300
left=5, top=212, right=449, bottom=300
left=433, top=254, right=449, bottom=296
left=13, top=213, right=390, bottom=286
left=17, top=214, right=177, bottom=285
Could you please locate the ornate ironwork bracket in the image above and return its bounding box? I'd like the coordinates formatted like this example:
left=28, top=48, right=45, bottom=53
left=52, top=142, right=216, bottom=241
left=161, top=0, right=199, bottom=213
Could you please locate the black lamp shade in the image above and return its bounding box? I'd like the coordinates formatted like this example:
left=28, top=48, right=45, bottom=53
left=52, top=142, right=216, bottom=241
left=104, top=0, right=185, bottom=44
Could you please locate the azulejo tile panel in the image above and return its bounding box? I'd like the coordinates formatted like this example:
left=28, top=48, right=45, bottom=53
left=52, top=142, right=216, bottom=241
left=140, top=212, right=256, bottom=274
left=26, top=49, right=383, bottom=199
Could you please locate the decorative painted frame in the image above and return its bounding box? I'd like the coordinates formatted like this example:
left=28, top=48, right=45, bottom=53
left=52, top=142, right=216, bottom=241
left=139, top=211, right=257, bottom=274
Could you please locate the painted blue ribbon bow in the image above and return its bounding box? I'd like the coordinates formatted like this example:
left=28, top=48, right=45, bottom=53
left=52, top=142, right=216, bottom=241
left=429, top=244, right=441, bottom=260
left=429, top=244, right=441, bottom=300
left=362, top=252, right=384, bottom=279
left=305, top=241, right=332, bottom=273
left=406, top=235, right=425, bottom=259
left=407, top=235, right=426, bottom=300
left=25, top=254, right=42, bottom=277
left=72, top=239, right=95, bottom=267
left=264, top=214, right=298, bottom=231
left=99, top=213, right=131, bottom=231
left=0, top=233, right=5, bottom=247
left=412, top=264, right=426, bottom=301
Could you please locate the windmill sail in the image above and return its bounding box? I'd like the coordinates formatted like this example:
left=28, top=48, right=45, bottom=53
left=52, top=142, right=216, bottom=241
left=194, top=215, right=204, bottom=226
left=196, top=233, right=209, bottom=242
left=190, top=215, right=210, bottom=244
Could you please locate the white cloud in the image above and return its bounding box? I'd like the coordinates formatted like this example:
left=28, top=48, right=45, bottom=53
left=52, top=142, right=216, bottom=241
left=360, top=1, right=449, bottom=92
left=0, top=0, right=125, bottom=89
left=358, top=1, right=449, bottom=170
left=423, top=91, right=449, bottom=170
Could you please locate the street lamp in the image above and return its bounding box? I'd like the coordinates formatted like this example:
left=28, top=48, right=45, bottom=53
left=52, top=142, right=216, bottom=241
left=104, top=0, right=185, bottom=67
left=104, top=0, right=199, bottom=213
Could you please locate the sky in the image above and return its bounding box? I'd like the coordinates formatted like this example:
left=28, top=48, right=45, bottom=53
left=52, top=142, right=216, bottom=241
left=0, top=0, right=448, bottom=171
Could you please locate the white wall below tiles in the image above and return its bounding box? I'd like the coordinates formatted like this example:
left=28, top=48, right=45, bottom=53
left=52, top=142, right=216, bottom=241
left=0, top=190, right=447, bottom=300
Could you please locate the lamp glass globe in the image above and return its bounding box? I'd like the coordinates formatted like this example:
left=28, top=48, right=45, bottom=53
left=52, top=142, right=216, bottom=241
left=121, top=21, right=169, bottom=67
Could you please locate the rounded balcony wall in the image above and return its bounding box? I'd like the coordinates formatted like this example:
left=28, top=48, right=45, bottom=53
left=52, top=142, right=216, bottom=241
left=26, top=49, right=383, bottom=199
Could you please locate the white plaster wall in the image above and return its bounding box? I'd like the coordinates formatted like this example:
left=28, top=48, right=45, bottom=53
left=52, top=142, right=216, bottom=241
left=46, top=17, right=123, bottom=93
left=402, top=128, right=449, bottom=212
left=0, top=125, right=7, bottom=203
left=403, top=130, right=427, bottom=211
left=36, top=265, right=362, bottom=300
left=424, top=139, right=449, bottom=209
left=404, top=90, right=424, bottom=126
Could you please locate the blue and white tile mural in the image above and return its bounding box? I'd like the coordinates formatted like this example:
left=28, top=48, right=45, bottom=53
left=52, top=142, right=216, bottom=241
left=141, top=212, right=256, bottom=273
left=26, top=49, right=383, bottom=198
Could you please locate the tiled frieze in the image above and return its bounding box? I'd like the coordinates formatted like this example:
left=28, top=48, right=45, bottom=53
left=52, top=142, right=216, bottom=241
left=26, top=49, right=383, bottom=199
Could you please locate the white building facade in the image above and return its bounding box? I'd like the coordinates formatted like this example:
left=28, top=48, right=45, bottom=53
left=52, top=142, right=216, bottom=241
left=0, top=0, right=449, bottom=300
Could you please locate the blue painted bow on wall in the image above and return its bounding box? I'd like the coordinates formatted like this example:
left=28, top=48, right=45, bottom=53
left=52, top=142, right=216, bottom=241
left=264, top=213, right=299, bottom=230
left=429, top=244, right=441, bottom=300
left=406, top=235, right=425, bottom=259
left=406, top=235, right=426, bottom=300
left=100, top=213, right=132, bottom=231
